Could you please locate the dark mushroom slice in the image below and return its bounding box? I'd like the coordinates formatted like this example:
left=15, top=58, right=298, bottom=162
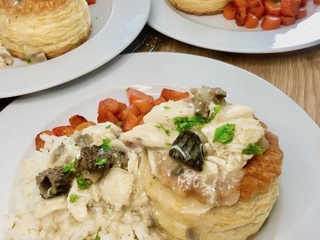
left=76, top=145, right=113, bottom=183
left=36, top=166, right=75, bottom=199
left=190, top=86, right=227, bottom=118
left=169, top=131, right=204, bottom=171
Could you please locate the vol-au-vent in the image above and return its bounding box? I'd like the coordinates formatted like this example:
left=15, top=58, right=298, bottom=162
left=0, top=0, right=91, bottom=61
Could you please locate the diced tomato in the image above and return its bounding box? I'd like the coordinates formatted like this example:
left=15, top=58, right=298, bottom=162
left=314, top=0, right=320, bottom=4
left=98, top=98, right=120, bottom=115
left=281, top=0, right=300, bottom=17
left=52, top=125, right=74, bottom=136
left=247, top=0, right=265, bottom=19
left=153, top=96, right=166, bottom=105
left=160, top=88, right=190, bottom=101
left=132, top=99, right=154, bottom=115
left=264, top=0, right=282, bottom=16
left=281, top=15, right=296, bottom=25
left=137, top=114, right=146, bottom=122
left=261, top=15, right=281, bottom=30
left=233, top=0, right=248, bottom=7
left=122, top=112, right=139, bottom=132
left=245, top=13, right=259, bottom=28
left=120, top=104, right=140, bottom=122
left=235, top=7, right=247, bottom=26
left=86, top=0, right=96, bottom=5
left=296, top=7, right=307, bottom=19
left=35, top=130, right=54, bottom=150
left=74, top=121, right=96, bottom=131
left=127, top=88, right=154, bottom=104
left=97, top=110, right=120, bottom=124
left=223, top=3, right=238, bottom=20
left=116, top=102, right=128, bottom=119
left=69, top=114, right=88, bottom=128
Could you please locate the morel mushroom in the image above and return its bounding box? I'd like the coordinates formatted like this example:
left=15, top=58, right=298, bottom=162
left=190, top=86, right=227, bottom=118
left=76, top=145, right=113, bottom=183
left=169, top=131, right=204, bottom=171
left=36, top=166, right=75, bottom=199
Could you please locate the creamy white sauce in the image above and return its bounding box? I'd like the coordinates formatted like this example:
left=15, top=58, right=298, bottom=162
left=122, top=99, right=265, bottom=207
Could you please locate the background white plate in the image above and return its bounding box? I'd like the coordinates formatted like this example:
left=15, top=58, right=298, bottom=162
left=0, top=0, right=150, bottom=98
left=1, top=53, right=320, bottom=239
left=148, top=0, right=320, bottom=53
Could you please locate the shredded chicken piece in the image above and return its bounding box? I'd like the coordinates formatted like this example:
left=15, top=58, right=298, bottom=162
left=0, top=41, right=14, bottom=67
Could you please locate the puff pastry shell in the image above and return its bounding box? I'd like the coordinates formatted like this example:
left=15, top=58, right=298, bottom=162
left=139, top=128, right=283, bottom=240
left=167, top=0, right=232, bottom=15
left=0, top=0, right=91, bottom=60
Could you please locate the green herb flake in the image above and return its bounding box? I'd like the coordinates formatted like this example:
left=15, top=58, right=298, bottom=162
left=116, top=121, right=123, bottom=127
left=63, top=158, right=78, bottom=173
left=25, top=59, right=32, bottom=64
left=242, top=143, right=264, bottom=155
left=213, top=123, right=236, bottom=144
left=69, top=194, right=80, bottom=203
left=163, top=106, right=170, bottom=110
left=105, top=124, right=111, bottom=129
left=96, top=158, right=107, bottom=166
left=211, top=105, right=223, bottom=119
left=94, top=231, right=101, bottom=240
left=77, top=177, right=90, bottom=190
left=101, top=138, right=112, bottom=150
left=174, top=115, right=209, bottom=133
left=173, top=105, right=222, bottom=133
left=156, top=124, right=171, bottom=136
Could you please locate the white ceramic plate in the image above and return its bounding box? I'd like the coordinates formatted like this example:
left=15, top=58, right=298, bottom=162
left=0, top=0, right=150, bottom=98
left=1, top=53, right=319, bottom=239
left=148, top=0, right=320, bottom=53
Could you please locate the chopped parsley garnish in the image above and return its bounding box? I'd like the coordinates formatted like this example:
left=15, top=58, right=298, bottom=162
left=101, top=138, right=112, bottom=150
left=96, top=158, right=107, bottom=166
left=116, top=121, right=123, bottom=127
left=77, top=177, right=90, bottom=190
left=211, top=105, right=223, bottom=119
left=242, top=143, right=264, bottom=155
left=105, top=124, right=111, bottom=129
left=69, top=194, right=80, bottom=203
left=213, top=123, right=236, bottom=144
left=156, top=124, right=171, bottom=136
left=94, top=231, right=101, bottom=240
left=174, top=115, right=208, bottom=133
left=174, top=105, right=222, bottom=133
left=25, top=59, right=32, bottom=64
left=63, top=158, right=78, bottom=173
left=163, top=106, right=170, bottom=110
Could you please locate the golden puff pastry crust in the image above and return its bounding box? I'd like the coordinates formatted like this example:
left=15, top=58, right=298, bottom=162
left=0, top=0, right=91, bottom=60
left=139, top=127, right=283, bottom=240
left=167, top=0, right=232, bottom=15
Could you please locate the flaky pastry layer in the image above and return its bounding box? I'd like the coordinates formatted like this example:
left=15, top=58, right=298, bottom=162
left=0, top=0, right=91, bottom=60
left=139, top=127, right=283, bottom=239
left=167, top=0, right=232, bottom=15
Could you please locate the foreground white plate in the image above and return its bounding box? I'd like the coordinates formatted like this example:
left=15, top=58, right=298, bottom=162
left=0, top=0, right=150, bottom=98
left=1, top=53, right=320, bottom=239
left=148, top=0, right=320, bottom=53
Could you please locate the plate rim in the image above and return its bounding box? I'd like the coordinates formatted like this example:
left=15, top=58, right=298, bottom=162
left=1, top=52, right=320, bottom=239
left=148, top=0, right=320, bottom=53
left=0, top=0, right=150, bottom=98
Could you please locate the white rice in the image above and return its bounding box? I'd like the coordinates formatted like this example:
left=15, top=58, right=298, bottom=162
left=4, top=123, right=163, bottom=240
